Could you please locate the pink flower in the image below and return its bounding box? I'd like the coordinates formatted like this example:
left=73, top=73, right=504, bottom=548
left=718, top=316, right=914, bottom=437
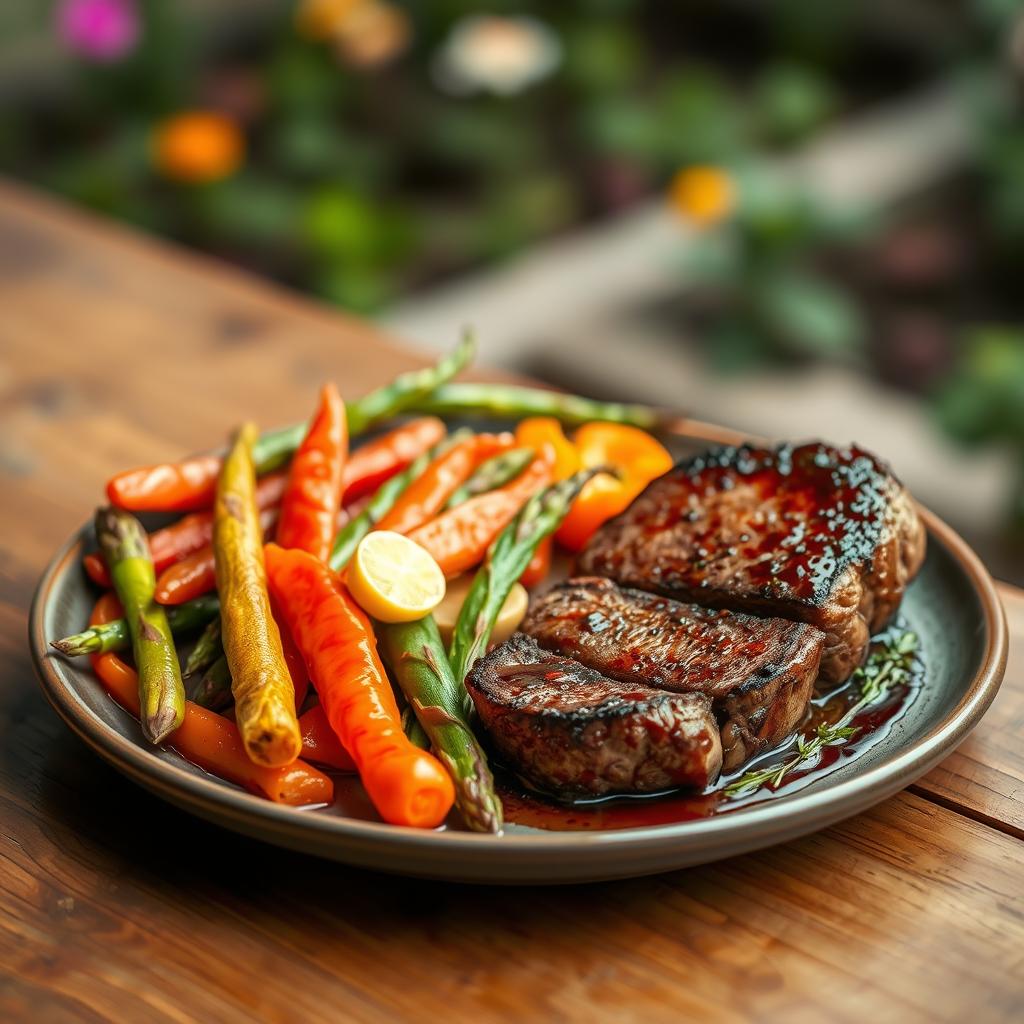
left=56, top=0, right=140, bottom=62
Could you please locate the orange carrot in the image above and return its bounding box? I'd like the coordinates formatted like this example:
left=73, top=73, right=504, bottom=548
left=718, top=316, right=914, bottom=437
left=88, top=594, right=332, bottom=806
left=277, top=383, right=348, bottom=561
left=86, top=472, right=287, bottom=587
left=375, top=432, right=514, bottom=536
left=264, top=543, right=454, bottom=827
left=155, top=506, right=278, bottom=604
left=299, top=705, right=356, bottom=772
left=406, top=450, right=554, bottom=577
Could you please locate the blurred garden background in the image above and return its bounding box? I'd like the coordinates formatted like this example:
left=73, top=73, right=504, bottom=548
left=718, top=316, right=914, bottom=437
left=3, top=0, right=1024, bottom=582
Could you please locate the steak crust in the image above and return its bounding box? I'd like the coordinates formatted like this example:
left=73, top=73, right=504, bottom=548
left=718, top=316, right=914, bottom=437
left=578, top=442, right=926, bottom=682
left=466, top=633, right=723, bottom=798
left=523, top=577, right=823, bottom=771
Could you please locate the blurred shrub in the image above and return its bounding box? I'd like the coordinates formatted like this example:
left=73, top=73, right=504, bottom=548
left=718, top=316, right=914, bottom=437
left=0, top=0, right=857, bottom=312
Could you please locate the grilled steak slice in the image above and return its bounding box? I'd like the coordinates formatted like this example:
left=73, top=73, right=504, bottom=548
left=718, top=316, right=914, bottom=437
left=523, top=577, right=823, bottom=771
left=466, top=633, right=722, bottom=798
left=578, top=442, right=926, bottom=682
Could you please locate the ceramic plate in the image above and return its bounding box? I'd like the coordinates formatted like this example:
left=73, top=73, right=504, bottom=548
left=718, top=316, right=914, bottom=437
left=29, top=427, right=1007, bottom=883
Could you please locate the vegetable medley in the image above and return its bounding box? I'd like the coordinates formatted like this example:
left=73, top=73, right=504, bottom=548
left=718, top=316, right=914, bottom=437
left=51, top=339, right=674, bottom=833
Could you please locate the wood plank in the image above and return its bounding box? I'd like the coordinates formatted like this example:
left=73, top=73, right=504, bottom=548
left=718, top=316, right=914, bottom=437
left=1, top=183, right=1023, bottom=1023
left=912, top=583, right=1024, bottom=837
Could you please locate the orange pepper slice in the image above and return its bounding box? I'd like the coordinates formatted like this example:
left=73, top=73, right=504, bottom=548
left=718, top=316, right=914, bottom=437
left=555, top=423, right=673, bottom=552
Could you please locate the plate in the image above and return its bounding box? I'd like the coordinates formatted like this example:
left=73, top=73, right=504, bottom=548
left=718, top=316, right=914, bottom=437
left=29, top=427, right=1007, bottom=883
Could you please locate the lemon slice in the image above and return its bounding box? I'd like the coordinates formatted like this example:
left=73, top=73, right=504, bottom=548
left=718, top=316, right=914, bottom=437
left=348, top=531, right=446, bottom=623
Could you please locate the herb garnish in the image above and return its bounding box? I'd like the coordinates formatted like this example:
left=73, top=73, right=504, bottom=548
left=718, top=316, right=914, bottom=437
left=724, top=629, right=919, bottom=798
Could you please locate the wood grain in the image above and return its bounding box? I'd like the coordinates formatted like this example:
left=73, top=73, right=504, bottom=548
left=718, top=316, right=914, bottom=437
left=1, top=182, right=1022, bottom=1024
left=913, top=585, right=1024, bottom=838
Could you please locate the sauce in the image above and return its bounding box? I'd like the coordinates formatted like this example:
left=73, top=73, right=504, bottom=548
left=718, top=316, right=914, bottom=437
left=500, top=623, right=922, bottom=831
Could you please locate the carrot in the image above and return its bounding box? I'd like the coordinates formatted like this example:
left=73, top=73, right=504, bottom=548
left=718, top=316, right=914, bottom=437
left=299, top=705, right=356, bottom=772
left=272, top=595, right=310, bottom=713
left=87, top=594, right=332, bottom=806
left=264, top=543, right=454, bottom=828
left=406, top=450, right=554, bottom=577
left=277, top=383, right=348, bottom=561
left=155, top=506, right=278, bottom=605
left=104, top=417, right=444, bottom=514
left=340, top=417, right=446, bottom=503
left=375, top=432, right=514, bottom=536
left=86, top=472, right=287, bottom=587
left=519, top=536, right=552, bottom=588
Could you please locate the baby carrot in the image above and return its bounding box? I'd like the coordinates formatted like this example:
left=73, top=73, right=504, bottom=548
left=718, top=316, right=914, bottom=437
left=87, top=594, right=332, bottom=805
left=299, top=705, right=356, bottom=772
left=156, top=506, right=278, bottom=605
left=264, top=543, right=454, bottom=828
left=87, top=472, right=287, bottom=587
left=406, top=449, right=554, bottom=578
left=375, top=432, right=514, bottom=536
left=277, top=383, right=348, bottom=561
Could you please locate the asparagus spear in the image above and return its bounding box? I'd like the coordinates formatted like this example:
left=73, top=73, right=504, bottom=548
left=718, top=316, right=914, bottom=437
left=251, top=334, right=475, bottom=474
left=51, top=595, right=219, bottom=657
left=327, top=429, right=472, bottom=572
left=190, top=654, right=233, bottom=711
left=444, top=446, right=535, bottom=509
left=345, top=331, right=475, bottom=435
left=183, top=617, right=223, bottom=679
left=448, top=467, right=605, bottom=693
left=377, top=616, right=502, bottom=833
left=94, top=506, right=186, bottom=743
left=411, top=382, right=670, bottom=431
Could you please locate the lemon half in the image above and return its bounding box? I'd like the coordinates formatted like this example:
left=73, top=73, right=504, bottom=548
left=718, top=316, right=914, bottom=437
left=348, top=531, right=446, bottom=623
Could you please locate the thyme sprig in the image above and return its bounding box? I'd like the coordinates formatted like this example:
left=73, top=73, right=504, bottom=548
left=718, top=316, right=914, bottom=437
left=724, top=629, right=919, bottom=798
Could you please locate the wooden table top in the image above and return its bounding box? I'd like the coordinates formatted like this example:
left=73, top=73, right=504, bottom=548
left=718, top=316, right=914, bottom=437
left=1, top=182, right=1022, bottom=1024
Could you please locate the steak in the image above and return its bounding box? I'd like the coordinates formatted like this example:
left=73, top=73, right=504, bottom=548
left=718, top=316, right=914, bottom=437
left=578, top=442, right=926, bottom=682
left=523, top=577, right=823, bottom=772
left=466, top=633, right=723, bottom=797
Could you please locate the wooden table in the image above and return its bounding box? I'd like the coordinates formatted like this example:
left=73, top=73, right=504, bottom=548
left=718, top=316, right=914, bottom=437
left=1, top=183, right=1022, bottom=1024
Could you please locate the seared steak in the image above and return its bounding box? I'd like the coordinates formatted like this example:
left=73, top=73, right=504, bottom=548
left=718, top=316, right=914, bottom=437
left=523, top=577, right=823, bottom=771
left=578, top=442, right=925, bottom=682
left=466, top=633, right=722, bottom=797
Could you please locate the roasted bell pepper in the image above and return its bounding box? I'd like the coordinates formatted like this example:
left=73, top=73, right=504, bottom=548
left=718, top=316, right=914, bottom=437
left=214, top=423, right=301, bottom=768
left=406, top=449, right=554, bottom=578
left=375, top=432, right=513, bottom=535
left=519, top=538, right=552, bottom=588
left=555, top=423, right=673, bottom=552
left=514, top=417, right=581, bottom=480
left=513, top=418, right=579, bottom=587
left=264, top=543, right=454, bottom=828
left=277, top=383, right=348, bottom=561
left=88, top=594, right=331, bottom=805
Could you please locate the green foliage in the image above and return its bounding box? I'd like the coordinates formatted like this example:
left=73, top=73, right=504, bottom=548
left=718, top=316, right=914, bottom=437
left=1, top=2, right=862, bottom=314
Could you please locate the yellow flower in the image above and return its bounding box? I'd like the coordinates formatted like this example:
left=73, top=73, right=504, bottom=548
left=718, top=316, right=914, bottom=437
left=295, top=0, right=361, bottom=41
left=668, top=166, right=736, bottom=227
left=152, top=111, right=243, bottom=184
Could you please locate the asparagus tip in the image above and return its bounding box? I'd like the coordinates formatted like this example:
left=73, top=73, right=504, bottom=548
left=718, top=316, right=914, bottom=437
left=143, top=705, right=183, bottom=745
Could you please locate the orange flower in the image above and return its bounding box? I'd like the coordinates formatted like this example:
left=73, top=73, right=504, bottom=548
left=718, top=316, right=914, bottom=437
left=295, top=0, right=361, bottom=41
left=152, top=111, right=243, bottom=184
left=333, top=1, right=409, bottom=68
left=668, top=166, right=736, bottom=227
